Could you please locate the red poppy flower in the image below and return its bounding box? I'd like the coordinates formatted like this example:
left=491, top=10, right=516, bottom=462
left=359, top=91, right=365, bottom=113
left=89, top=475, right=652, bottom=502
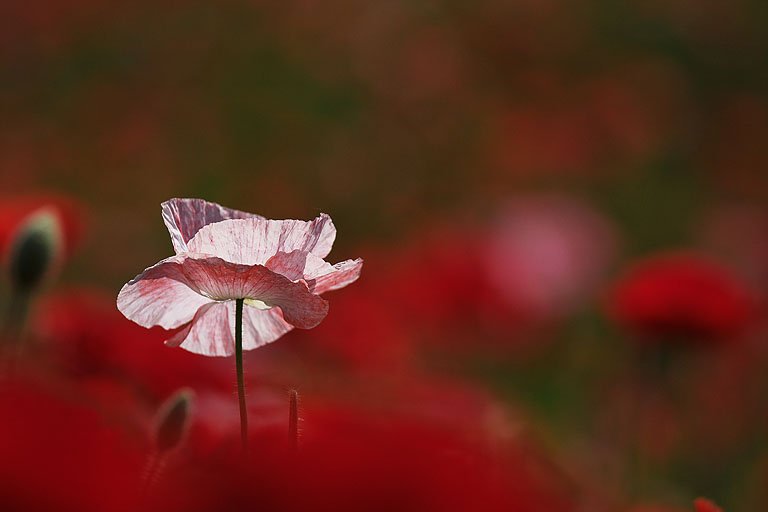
left=694, top=498, right=723, bottom=512
left=606, top=252, right=757, bottom=343
left=0, top=379, right=143, bottom=512
left=35, top=287, right=234, bottom=401
left=148, top=401, right=576, bottom=512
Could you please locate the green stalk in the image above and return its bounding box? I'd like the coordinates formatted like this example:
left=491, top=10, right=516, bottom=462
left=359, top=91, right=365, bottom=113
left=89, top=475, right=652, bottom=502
left=235, top=298, right=248, bottom=454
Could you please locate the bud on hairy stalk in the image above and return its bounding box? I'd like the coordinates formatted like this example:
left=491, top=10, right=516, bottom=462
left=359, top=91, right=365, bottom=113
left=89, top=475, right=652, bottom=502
left=2, top=208, right=63, bottom=355
left=288, top=389, right=299, bottom=452
left=154, top=389, right=194, bottom=454
left=143, top=389, right=194, bottom=495
left=6, top=208, right=63, bottom=293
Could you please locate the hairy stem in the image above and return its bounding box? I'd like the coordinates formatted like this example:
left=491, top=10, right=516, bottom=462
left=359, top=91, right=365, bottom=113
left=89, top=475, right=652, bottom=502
left=235, top=298, right=248, bottom=454
left=288, top=389, right=299, bottom=451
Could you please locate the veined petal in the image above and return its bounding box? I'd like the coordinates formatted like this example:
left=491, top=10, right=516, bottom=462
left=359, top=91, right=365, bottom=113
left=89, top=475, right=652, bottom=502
left=166, top=302, right=294, bottom=356
left=265, top=250, right=330, bottom=282
left=265, top=251, right=363, bottom=295
left=121, top=254, right=328, bottom=329
left=116, top=255, right=214, bottom=329
left=164, top=302, right=217, bottom=348
left=185, top=214, right=336, bottom=265
left=173, top=302, right=236, bottom=357
left=161, top=198, right=263, bottom=254
left=309, top=258, right=364, bottom=295
left=178, top=257, right=329, bottom=328
left=241, top=307, right=294, bottom=350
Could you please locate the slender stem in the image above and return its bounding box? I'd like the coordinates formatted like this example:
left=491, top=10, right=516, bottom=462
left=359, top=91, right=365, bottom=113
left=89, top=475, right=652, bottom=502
left=1, top=290, right=30, bottom=373
left=140, top=449, right=164, bottom=497
left=288, top=389, right=299, bottom=451
left=235, top=298, right=248, bottom=454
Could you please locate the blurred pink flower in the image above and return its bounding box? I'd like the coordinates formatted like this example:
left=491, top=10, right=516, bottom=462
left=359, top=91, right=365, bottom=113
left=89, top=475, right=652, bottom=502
left=484, top=195, right=618, bottom=319
left=117, top=198, right=362, bottom=357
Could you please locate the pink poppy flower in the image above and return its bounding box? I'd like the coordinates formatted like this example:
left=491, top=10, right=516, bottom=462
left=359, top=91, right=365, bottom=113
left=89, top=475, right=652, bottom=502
left=117, top=198, right=362, bottom=357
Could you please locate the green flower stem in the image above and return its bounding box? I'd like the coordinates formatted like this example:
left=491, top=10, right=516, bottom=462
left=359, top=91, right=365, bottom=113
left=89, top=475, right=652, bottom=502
left=1, top=290, right=31, bottom=371
left=235, top=298, right=248, bottom=454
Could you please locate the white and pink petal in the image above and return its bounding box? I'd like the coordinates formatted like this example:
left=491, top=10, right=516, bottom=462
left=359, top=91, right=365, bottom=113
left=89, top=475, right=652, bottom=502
left=264, top=251, right=363, bottom=294
left=176, top=257, right=329, bottom=328
left=116, top=255, right=213, bottom=330
left=165, top=302, right=295, bottom=356
left=308, top=258, right=364, bottom=295
left=241, top=307, right=294, bottom=350
left=168, top=302, right=236, bottom=357
left=161, top=198, right=263, bottom=254
left=185, top=214, right=336, bottom=265
left=265, top=250, right=330, bottom=282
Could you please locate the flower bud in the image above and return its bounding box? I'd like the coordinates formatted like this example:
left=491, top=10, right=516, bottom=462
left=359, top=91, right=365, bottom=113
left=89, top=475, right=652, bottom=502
left=6, top=208, right=63, bottom=293
left=154, top=389, right=194, bottom=453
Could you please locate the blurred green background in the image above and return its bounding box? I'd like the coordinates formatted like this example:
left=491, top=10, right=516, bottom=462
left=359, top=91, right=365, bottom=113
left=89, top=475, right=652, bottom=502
left=2, top=0, right=767, bottom=288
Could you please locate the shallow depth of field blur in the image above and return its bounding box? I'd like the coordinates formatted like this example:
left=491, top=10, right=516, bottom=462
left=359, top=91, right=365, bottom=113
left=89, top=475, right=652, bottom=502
left=1, top=1, right=768, bottom=511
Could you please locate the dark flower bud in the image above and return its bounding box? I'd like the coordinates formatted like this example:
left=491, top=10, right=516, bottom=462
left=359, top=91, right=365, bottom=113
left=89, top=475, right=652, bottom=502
left=6, top=208, right=63, bottom=293
left=154, top=389, right=194, bottom=453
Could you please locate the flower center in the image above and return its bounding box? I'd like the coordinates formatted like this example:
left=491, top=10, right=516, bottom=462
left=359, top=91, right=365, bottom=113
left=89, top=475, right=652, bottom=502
left=243, top=298, right=273, bottom=310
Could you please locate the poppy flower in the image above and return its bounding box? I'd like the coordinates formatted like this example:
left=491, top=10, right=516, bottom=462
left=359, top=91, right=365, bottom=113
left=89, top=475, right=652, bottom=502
left=117, top=198, right=362, bottom=357
left=35, top=287, right=234, bottom=401
left=148, top=401, right=576, bottom=512
left=605, top=252, right=756, bottom=343
left=0, top=378, right=143, bottom=512
left=694, top=498, right=723, bottom=512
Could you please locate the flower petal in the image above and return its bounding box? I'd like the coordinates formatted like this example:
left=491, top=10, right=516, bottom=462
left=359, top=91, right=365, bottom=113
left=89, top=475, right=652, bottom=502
left=179, top=257, right=329, bottom=328
left=309, top=258, right=364, bottom=295
left=241, top=307, right=294, bottom=350
left=116, top=255, right=213, bottom=329
left=174, top=302, right=236, bottom=357
left=166, top=302, right=295, bottom=356
left=265, top=250, right=329, bottom=282
left=164, top=302, right=217, bottom=348
left=121, top=254, right=329, bottom=331
left=265, top=251, right=363, bottom=294
left=185, top=214, right=336, bottom=265
left=161, top=198, right=263, bottom=254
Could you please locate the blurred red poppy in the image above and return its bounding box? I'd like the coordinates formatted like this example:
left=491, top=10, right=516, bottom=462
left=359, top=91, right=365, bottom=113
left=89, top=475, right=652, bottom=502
left=34, top=287, right=234, bottom=401
left=605, top=252, right=757, bottom=343
left=0, top=378, right=143, bottom=512
left=694, top=497, right=723, bottom=512
left=149, top=401, right=576, bottom=512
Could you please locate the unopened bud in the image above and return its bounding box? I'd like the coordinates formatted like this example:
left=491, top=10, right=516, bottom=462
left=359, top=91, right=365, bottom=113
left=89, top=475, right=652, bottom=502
left=6, top=208, right=63, bottom=292
left=154, top=389, right=194, bottom=453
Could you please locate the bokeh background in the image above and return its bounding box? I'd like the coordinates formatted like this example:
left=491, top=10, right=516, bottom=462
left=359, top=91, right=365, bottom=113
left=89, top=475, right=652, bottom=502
left=1, top=1, right=768, bottom=511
